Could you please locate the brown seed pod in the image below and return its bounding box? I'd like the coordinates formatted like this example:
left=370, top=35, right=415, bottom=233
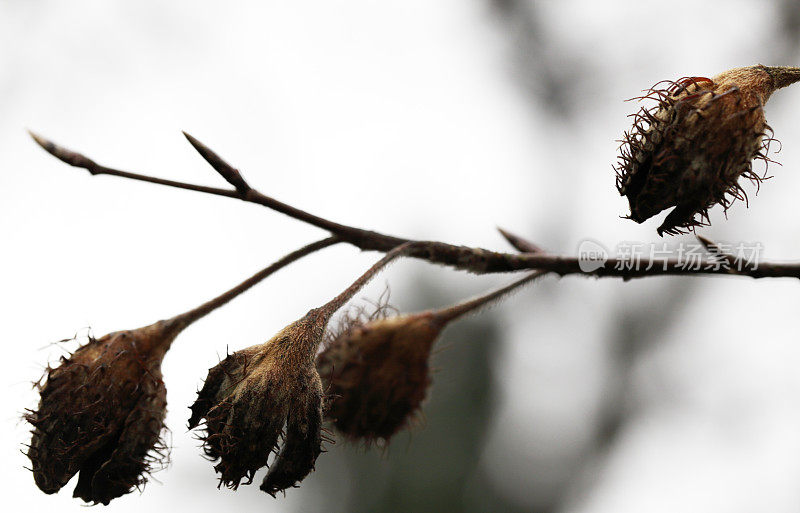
left=188, top=317, right=326, bottom=495
left=26, top=321, right=178, bottom=505
left=317, top=313, right=440, bottom=443
left=317, top=271, right=542, bottom=444
left=25, top=237, right=337, bottom=504
left=615, top=65, right=800, bottom=235
left=188, top=241, right=425, bottom=496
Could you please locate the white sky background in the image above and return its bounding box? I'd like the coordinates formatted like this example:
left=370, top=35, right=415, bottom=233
left=2, top=1, right=800, bottom=512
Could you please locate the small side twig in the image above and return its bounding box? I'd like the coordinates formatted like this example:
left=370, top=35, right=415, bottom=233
left=497, top=227, right=545, bottom=254
left=695, top=235, right=739, bottom=274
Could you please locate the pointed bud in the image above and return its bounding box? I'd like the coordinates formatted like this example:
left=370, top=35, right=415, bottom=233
left=29, top=131, right=97, bottom=170
left=182, top=132, right=250, bottom=193
left=616, top=65, right=800, bottom=235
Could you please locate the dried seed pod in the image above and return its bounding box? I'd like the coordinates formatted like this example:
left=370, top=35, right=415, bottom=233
left=317, top=271, right=542, bottom=443
left=189, top=241, right=424, bottom=496
left=615, top=65, right=800, bottom=235
left=317, top=313, right=440, bottom=443
left=188, top=318, right=326, bottom=495
left=25, top=237, right=336, bottom=504
left=26, top=321, right=178, bottom=505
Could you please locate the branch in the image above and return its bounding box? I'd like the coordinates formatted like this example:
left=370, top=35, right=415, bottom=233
left=172, top=236, right=340, bottom=328
left=29, top=132, right=800, bottom=280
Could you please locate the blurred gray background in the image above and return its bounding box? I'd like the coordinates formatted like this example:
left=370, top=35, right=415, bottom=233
left=3, top=1, right=800, bottom=512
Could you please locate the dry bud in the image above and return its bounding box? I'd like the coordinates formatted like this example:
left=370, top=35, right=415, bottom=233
left=26, top=321, right=179, bottom=505
left=317, top=271, right=542, bottom=443
left=616, top=65, right=800, bottom=235
left=188, top=316, right=326, bottom=495
left=189, top=241, right=423, bottom=495
left=317, top=313, right=441, bottom=443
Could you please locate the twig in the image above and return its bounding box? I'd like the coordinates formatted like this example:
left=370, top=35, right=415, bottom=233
left=172, top=236, right=340, bottom=328
left=497, top=227, right=545, bottom=254
left=29, top=132, right=800, bottom=280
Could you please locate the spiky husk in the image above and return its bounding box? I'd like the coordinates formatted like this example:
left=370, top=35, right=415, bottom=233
left=189, top=317, right=325, bottom=495
left=317, top=314, right=441, bottom=443
left=26, top=325, right=171, bottom=505
left=616, top=66, right=782, bottom=235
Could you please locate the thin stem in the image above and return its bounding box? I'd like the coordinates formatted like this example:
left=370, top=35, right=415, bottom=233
left=28, top=131, right=406, bottom=250
left=316, top=241, right=429, bottom=322
left=28, top=130, right=241, bottom=197
left=433, top=271, right=545, bottom=325
left=169, top=237, right=339, bottom=330
left=29, top=132, right=800, bottom=280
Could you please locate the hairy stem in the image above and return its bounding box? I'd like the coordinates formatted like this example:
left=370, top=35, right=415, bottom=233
left=168, top=237, right=339, bottom=331
left=316, top=241, right=430, bottom=323
left=433, top=271, right=545, bottom=324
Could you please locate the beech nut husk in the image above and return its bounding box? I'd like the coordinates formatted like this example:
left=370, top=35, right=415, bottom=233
left=317, top=313, right=442, bottom=443
left=26, top=321, right=181, bottom=505
left=189, top=315, right=325, bottom=495
left=616, top=65, right=800, bottom=235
